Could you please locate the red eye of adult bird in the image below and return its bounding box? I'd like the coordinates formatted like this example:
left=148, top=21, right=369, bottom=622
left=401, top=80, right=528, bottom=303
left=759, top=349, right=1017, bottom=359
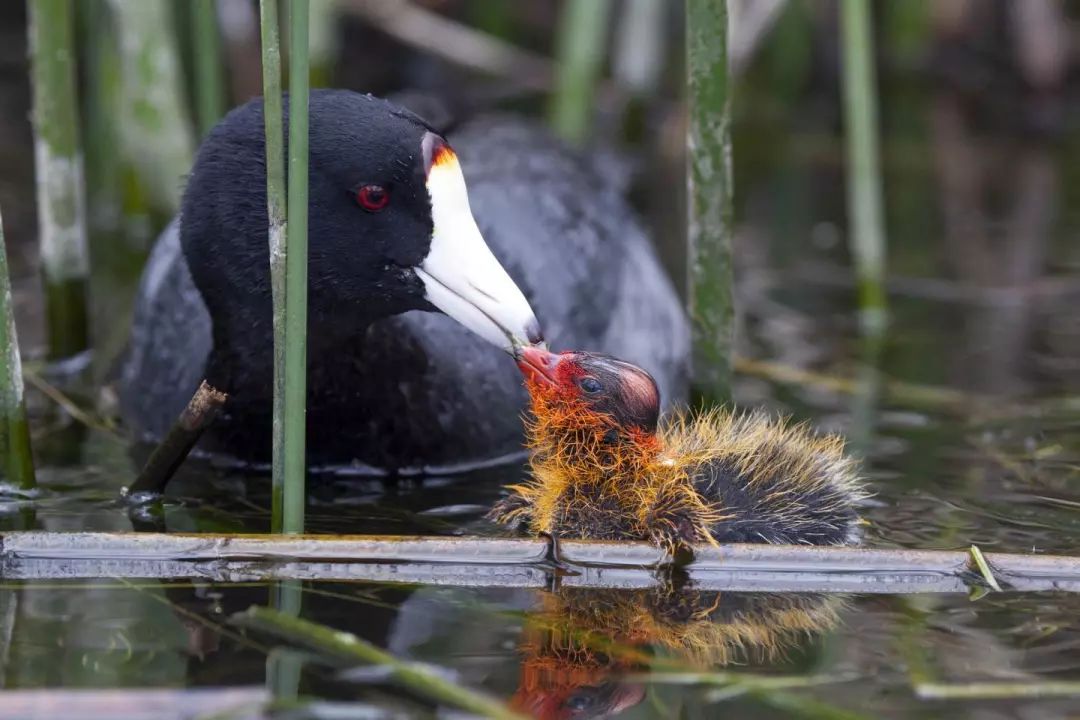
left=355, top=184, right=389, bottom=212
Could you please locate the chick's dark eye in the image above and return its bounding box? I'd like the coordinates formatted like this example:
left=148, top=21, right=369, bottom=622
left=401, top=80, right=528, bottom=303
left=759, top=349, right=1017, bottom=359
left=579, top=377, right=602, bottom=394
left=355, top=184, right=389, bottom=212
left=563, top=692, right=596, bottom=712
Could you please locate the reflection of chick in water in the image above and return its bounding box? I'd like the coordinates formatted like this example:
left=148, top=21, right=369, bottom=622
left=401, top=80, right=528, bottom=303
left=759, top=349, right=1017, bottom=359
left=512, top=587, right=845, bottom=719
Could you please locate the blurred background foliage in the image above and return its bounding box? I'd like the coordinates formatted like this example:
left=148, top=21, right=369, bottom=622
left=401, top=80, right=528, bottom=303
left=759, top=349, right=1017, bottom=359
left=0, top=0, right=1076, bottom=397
left=0, top=6, right=1078, bottom=712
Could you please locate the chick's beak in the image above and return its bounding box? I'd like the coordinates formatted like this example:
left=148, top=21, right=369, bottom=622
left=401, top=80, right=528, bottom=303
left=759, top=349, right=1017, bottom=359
left=417, top=135, right=543, bottom=352
left=516, top=346, right=561, bottom=386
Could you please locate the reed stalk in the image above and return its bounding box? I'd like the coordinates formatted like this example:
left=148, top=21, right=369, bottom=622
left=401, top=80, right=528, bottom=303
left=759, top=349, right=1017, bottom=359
left=259, top=0, right=289, bottom=534
left=28, top=0, right=90, bottom=361
left=267, top=580, right=304, bottom=700
left=686, top=0, right=734, bottom=406
left=79, top=0, right=122, bottom=245
left=191, top=0, right=226, bottom=137
left=549, top=0, right=612, bottom=143
left=107, top=0, right=195, bottom=219
left=308, top=0, right=338, bottom=87
left=840, top=0, right=888, bottom=334
left=848, top=330, right=884, bottom=457
left=884, top=0, right=929, bottom=64
left=0, top=208, right=35, bottom=490
left=283, top=0, right=310, bottom=535
left=613, top=0, right=665, bottom=145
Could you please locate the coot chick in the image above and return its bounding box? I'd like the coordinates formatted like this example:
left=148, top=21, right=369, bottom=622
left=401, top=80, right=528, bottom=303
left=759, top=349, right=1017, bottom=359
left=490, top=348, right=866, bottom=549
left=120, top=91, right=687, bottom=472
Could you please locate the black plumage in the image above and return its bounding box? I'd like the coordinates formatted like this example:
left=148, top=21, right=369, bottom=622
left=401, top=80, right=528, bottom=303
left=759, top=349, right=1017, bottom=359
left=119, top=91, right=688, bottom=472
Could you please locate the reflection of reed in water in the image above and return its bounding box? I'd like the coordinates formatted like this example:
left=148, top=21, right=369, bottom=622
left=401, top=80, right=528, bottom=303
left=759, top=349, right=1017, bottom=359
left=513, top=587, right=846, bottom=719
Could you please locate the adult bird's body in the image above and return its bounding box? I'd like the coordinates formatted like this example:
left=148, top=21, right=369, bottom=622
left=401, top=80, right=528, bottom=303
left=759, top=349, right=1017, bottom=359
left=119, top=91, right=688, bottom=473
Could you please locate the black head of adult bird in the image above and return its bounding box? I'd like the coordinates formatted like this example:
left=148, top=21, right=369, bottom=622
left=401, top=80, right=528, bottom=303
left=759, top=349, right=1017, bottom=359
left=120, top=90, right=688, bottom=473
left=184, top=90, right=540, bottom=381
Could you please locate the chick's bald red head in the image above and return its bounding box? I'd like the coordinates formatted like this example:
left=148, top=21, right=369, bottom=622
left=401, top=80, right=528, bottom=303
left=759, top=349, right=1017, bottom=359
left=516, top=347, right=660, bottom=435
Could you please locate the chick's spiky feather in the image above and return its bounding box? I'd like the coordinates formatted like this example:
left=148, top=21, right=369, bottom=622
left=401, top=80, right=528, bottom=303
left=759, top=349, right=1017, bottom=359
left=661, top=408, right=868, bottom=545
left=495, top=379, right=724, bottom=552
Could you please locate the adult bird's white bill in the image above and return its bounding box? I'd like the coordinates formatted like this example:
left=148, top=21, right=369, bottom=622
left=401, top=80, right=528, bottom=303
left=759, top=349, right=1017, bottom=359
left=418, top=132, right=543, bottom=352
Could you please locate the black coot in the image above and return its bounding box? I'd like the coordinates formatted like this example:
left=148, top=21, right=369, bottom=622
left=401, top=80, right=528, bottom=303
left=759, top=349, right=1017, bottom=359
left=119, top=90, right=687, bottom=473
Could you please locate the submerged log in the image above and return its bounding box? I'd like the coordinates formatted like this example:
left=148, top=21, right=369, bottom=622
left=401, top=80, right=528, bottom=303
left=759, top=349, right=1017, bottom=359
left=1, top=532, right=1078, bottom=593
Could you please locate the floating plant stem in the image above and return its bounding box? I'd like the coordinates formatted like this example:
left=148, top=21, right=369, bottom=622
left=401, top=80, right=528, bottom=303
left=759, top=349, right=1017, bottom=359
left=549, top=0, right=612, bottom=143
left=968, top=544, right=1002, bottom=592
left=0, top=207, right=35, bottom=490
left=840, top=0, right=888, bottom=334
left=283, top=0, right=310, bottom=534
left=625, top=671, right=849, bottom=690
left=28, top=0, right=90, bottom=361
left=5, top=533, right=1080, bottom=594
left=23, top=367, right=110, bottom=433
left=234, top=607, right=528, bottom=720
left=191, top=0, right=226, bottom=136
left=914, top=681, right=1080, bottom=700
left=686, top=0, right=734, bottom=406
left=259, top=0, right=289, bottom=533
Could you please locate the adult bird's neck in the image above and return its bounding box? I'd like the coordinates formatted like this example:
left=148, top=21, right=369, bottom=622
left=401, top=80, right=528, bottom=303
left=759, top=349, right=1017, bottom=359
left=204, top=300, right=381, bottom=401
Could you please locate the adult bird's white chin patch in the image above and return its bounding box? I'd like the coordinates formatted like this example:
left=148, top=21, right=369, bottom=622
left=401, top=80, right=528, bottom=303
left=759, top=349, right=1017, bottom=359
left=419, top=145, right=540, bottom=353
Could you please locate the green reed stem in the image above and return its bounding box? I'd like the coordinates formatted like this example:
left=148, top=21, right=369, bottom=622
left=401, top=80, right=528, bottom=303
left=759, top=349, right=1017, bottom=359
left=234, top=606, right=528, bottom=720
left=79, top=0, right=157, bottom=382
left=28, top=0, right=90, bottom=362
left=267, top=579, right=304, bottom=700
left=79, top=0, right=121, bottom=242
left=686, top=0, right=734, bottom=406
left=191, top=0, right=226, bottom=136
left=259, top=0, right=288, bottom=533
left=840, top=0, right=888, bottom=334
left=282, top=0, right=310, bottom=535
left=0, top=207, right=35, bottom=490
left=107, top=0, right=194, bottom=220
left=549, top=0, right=612, bottom=143
left=308, top=0, right=338, bottom=88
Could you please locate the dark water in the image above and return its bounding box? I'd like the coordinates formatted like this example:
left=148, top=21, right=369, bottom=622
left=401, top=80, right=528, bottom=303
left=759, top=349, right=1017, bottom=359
left=3, top=257, right=1078, bottom=718
left=3, top=34, right=1080, bottom=720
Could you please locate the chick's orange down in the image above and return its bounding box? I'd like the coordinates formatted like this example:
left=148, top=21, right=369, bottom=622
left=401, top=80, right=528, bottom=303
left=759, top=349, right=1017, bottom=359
left=490, top=349, right=866, bottom=550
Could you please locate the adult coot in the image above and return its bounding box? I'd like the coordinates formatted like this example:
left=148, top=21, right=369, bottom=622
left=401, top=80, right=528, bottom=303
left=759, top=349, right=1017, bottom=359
left=120, top=90, right=687, bottom=473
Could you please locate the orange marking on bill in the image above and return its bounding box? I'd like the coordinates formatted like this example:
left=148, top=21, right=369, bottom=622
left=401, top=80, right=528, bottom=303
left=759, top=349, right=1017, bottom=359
left=431, top=143, right=457, bottom=168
